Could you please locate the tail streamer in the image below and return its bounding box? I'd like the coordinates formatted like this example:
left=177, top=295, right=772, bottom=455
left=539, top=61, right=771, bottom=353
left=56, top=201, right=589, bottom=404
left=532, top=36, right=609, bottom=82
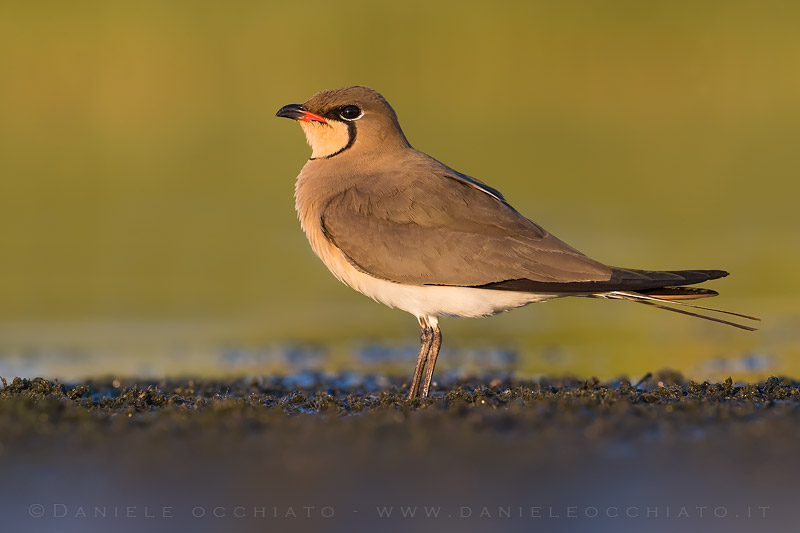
left=607, top=291, right=760, bottom=331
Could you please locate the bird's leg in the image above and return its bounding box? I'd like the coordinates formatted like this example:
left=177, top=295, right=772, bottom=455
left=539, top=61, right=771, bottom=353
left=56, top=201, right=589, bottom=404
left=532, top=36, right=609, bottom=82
left=408, top=317, right=433, bottom=399
left=420, top=317, right=442, bottom=399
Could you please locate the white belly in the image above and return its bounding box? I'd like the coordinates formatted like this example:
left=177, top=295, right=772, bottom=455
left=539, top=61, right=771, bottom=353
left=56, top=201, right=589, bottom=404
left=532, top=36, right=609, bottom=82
left=344, top=271, right=560, bottom=318
left=301, top=219, right=558, bottom=318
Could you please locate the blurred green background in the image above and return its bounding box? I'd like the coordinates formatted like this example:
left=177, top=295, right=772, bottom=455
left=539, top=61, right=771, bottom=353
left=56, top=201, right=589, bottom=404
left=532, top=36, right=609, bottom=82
left=0, top=0, right=797, bottom=380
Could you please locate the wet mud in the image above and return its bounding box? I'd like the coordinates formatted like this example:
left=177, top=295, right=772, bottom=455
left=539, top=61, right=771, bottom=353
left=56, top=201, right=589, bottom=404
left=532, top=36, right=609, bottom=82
left=2, top=371, right=799, bottom=532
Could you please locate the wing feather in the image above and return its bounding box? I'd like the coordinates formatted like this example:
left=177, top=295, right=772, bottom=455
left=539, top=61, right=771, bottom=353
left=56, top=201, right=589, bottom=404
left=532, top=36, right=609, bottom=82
left=320, top=169, right=613, bottom=287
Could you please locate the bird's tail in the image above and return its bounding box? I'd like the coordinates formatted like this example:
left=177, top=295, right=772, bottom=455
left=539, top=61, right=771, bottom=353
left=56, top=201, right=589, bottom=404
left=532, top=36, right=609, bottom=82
left=605, top=289, right=760, bottom=331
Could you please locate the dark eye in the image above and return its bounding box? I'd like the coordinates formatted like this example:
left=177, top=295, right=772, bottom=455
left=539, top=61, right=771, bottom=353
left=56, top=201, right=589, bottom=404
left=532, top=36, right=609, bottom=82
left=339, top=105, right=362, bottom=120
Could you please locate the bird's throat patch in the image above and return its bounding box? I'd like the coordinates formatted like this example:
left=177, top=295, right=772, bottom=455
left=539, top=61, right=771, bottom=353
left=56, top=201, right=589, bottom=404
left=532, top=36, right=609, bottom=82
left=301, top=120, right=354, bottom=160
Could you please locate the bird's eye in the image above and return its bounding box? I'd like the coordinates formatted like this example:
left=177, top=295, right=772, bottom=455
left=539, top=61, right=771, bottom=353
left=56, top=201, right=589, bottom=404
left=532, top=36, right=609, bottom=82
left=339, top=105, right=362, bottom=120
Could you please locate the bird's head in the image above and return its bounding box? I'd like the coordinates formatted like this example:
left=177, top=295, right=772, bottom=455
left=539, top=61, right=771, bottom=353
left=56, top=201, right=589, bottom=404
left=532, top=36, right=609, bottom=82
left=276, top=86, right=410, bottom=160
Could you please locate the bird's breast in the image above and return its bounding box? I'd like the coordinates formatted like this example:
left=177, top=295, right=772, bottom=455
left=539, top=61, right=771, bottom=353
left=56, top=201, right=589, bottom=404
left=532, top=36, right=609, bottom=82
left=294, top=170, right=362, bottom=289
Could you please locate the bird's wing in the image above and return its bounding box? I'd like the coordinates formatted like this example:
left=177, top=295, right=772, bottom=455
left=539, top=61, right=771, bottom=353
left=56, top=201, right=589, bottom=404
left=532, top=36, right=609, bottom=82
left=319, top=168, right=614, bottom=288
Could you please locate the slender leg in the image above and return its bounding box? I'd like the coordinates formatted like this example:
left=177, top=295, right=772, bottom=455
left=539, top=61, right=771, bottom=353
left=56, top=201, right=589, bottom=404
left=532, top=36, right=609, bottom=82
left=420, top=317, right=442, bottom=399
left=408, top=317, right=433, bottom=399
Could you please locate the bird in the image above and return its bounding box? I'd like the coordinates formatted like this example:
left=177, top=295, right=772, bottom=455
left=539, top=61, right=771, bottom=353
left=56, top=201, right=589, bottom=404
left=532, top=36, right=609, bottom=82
left=276, top=86, right=758, bottom=399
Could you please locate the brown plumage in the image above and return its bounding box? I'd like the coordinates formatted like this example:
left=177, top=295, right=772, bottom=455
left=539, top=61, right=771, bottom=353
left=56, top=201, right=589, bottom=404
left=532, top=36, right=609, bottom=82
left=277, top=86, right=759, bottom=398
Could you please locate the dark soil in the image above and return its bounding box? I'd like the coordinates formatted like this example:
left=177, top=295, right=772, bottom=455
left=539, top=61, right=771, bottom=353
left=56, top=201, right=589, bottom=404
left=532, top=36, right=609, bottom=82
left=1, top=371, right=798, bottom=532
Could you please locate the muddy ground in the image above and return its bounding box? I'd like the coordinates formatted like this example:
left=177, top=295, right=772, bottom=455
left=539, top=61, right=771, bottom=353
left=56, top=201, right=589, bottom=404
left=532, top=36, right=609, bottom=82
left=1, top=371, right=799, bottom=532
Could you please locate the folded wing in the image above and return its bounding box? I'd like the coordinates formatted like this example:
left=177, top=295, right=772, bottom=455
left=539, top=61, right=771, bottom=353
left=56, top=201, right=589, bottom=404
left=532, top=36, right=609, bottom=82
left=320, top=169, right=615, bottom=288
